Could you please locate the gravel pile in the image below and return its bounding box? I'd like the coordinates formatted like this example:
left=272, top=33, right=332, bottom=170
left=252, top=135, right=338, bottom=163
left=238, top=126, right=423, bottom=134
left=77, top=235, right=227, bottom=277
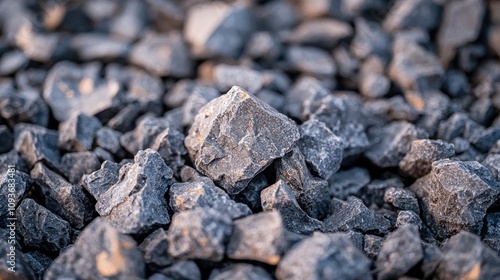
left=0, top=0, right=499, bottom=279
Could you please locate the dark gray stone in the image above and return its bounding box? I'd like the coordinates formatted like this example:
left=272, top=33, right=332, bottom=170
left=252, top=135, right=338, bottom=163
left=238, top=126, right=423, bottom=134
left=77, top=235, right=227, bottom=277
left=61, top=151, right=101, bottom=184
left=482, top=154, right=500, bottom=181
left=227, top=211, right=286, bottom=265
left=483, top=213, right=500, bottom=254
left=360, top=178, right=405, bottom=208
left=130, top=34, right=193, bottom=78
left=140, top=228, right=172, bottom=271
left=399, top=139, right=455, bottom=178
left=286, top=18, right=352, bottom=48
left=109, top=0, right=147, bottom=39
left=107, top=104, right=142, bottom=133
left=351, top=18, right=391, bottom=60
left=95, top=149, right=174, bottom=235
left=328, top=167, right=370, bottom=200
left=389, top=42, right=444, bottom=92
left=261, top=180, right=322, bottom=235
left=181, top=85, right=219, bottom=126
left=24, top=251, right=53, bottom=280
left=285, top=46, right=336, bottom=77
left=0, top=170, right=29, bottom=228
left=275, top=146, right=332, bottom=220
left=31, top=162, right=94, bottom=229
left=123, top=67, right=164, bottom=114
left=243, top=32, right=281, bottom=61
left=71, top=33, right=130, bottom=61
left=0, top=125, right=13, bottom=154
left=396, top=210, right=423, bottom=229
left=16, top=199, right=72, bottom=253
left=363, top=234, right=383, bottom=260
left=212, top=64, right=264, bottom=93
left=276, top=232, right=372, bottom=280
left=297, top=119, right=343, bottom=180
left=81, top=160, right=120, bottom=201
left=185, top=86, right=299, bottom=195
left=169, top=166, right=251, bottom=219
left=384, top=187, right=420, bottom=214
left=469, top=127, right=500, bottom=153
left=45, top=218, right=145, bottom=280
left=437, top=0, right=485, bottom=66
left=383, top=0, right=440, bottom=32
left=284, top=76, right=329, bottom=121
left=209, top=264, right=273, bottom=280
left=359, top=73, right=390, bottom=98
left=0, top=50, right=28, bottom=76
left=234, top=172, right=268, bottom=212
left=0, top=150, right=28, bottom=174
left=58, top=112, right=102, bottom=152
left=436, top=231, right=500, bottom=280
left=14, top=123, right=61, bottom=170
left=376, top=225, right=423, bottom=280
left=167, top=208, right=232, bottom=261
left=410, top=159, right=500, bottom=239
left=95, top=127, right=123, bottom=154
left=184, top=2, right=254, bottom=59
left=0, top=88, right=49, bottom=127
left=366, top=121, right=428, bottom=168
left=322, top=196, right=390, bottom=235
left=43, top=61, right=122, bottom=122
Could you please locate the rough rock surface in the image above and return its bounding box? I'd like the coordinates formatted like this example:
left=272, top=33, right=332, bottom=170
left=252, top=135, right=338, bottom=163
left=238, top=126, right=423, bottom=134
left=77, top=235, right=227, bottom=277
left=410, top=159, right=500, bottom=239
left=185, top=86, right=299, bottom=194
left=276, top=232, right=372, bottom=280
left=45, top=218, right=145, bottom=279
left=399, top=139, right=455, bottom=178
left=95, top=149, right=174, bottom=235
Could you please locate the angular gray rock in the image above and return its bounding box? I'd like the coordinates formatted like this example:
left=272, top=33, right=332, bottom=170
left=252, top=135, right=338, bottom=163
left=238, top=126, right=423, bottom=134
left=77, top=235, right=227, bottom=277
left=95, top=149, right=174, bottom=235
left=0, top=239, right=35, bottom=280
left=45, top=218, right=145, bottom=279
left=276, top=232, right=372, bottom=280
left=0, top=88, right=49, bottom=127
left=436, top=231, right=500, bottom=280
left=31, top=162, right=93, bottom=229
left=297, top=119, right=343, bottom=180
left=169, top=166, right=251, bottom=220
left=285, top=46, right=336, bottom=77
left=61, top=151, right=101, bottom=184
left=130, top=34, right=193, bottom=78
left=227, top=211, right=286, bottom=265
left=399, top=139, right=455, bottom=178
left=58, top=112, right=102, bottom=152
left=16, top=199, right=72, bottom=253
left=410, top=159, right=500, bottom=239
left=140, top=228, right=172, bottom=271
left=366, top=121, right=428, bottom=168
left=158, top=261, right=201, bottom=280
left=389, top=42, right=444, bottom=92
left=43, top=61, right=121, bottom=122
left=211, top=64, right=264, bottom=94
left=0, top=170, right=28, bottom=228
left=322, top=196, right=390, bottom=235
left=384, top=187, right=420, bottom=215
left=184, top=2, right=254, bottom=59
left=286, top=18, right=352, bottom=48
left=275, top=146, right=333, bottom=219
left=167, top=208, right=232, bottom=261
left=376, top=224, right=424, bottom=280
left=261, top=180, right=322, bottom=235
left=482, top=213, right=500, bottom=255
left=328, top=167, right=370, bottom=200
left=81, top=160, right=120, bottom=201
left=383, top=0, right=440, bottom=32
left=185, top=86, right=300, bottom=195
left=14, top=124, right=61, bottom=170
left=437, top=0, right=485, bottom=66
left=363, top=234, right=383, bottom=260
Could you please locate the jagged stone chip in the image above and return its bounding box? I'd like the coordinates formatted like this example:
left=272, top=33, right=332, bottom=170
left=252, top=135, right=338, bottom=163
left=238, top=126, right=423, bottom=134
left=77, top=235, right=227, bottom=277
left=376, top=224, right=424, bottom=280
left=399, top=139, right=455, bottom=178
left=14, top=123, right=61, bottom=170
left=61, top=151, right=101, bottom=184
left=95, top=149, right=174, bottom=235
left=16, top=198, right=72, bottom=253
left=169, top=166, right=251, bottom=219
left=276, top=232, right=372, bottom=280
left=31, top=162, right=93, bottom=229
left=81, top=160, right=120, bottom=201
left=58, top=112, right=102, bottom=152
left=410, top=159, right=500, bottom=239
left=185, top=86, right=300, bottom=195
left=435, top=231, right=500, bottom=280
left=167, top=208, right=232, bottom=261
left=45, top=218, right=145, bottom=279
left=140, top=228, right=172, bottom=271
left=226, top=211, right=286, bottom=265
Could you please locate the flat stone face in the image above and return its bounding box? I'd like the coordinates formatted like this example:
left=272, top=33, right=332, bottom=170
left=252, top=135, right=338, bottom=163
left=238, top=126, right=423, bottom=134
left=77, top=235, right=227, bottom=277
left=185, top=86, right=300, bottom=194
left=410, top=159, right=500, bottom=239
left=45, top=218, right=145, bottom=279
